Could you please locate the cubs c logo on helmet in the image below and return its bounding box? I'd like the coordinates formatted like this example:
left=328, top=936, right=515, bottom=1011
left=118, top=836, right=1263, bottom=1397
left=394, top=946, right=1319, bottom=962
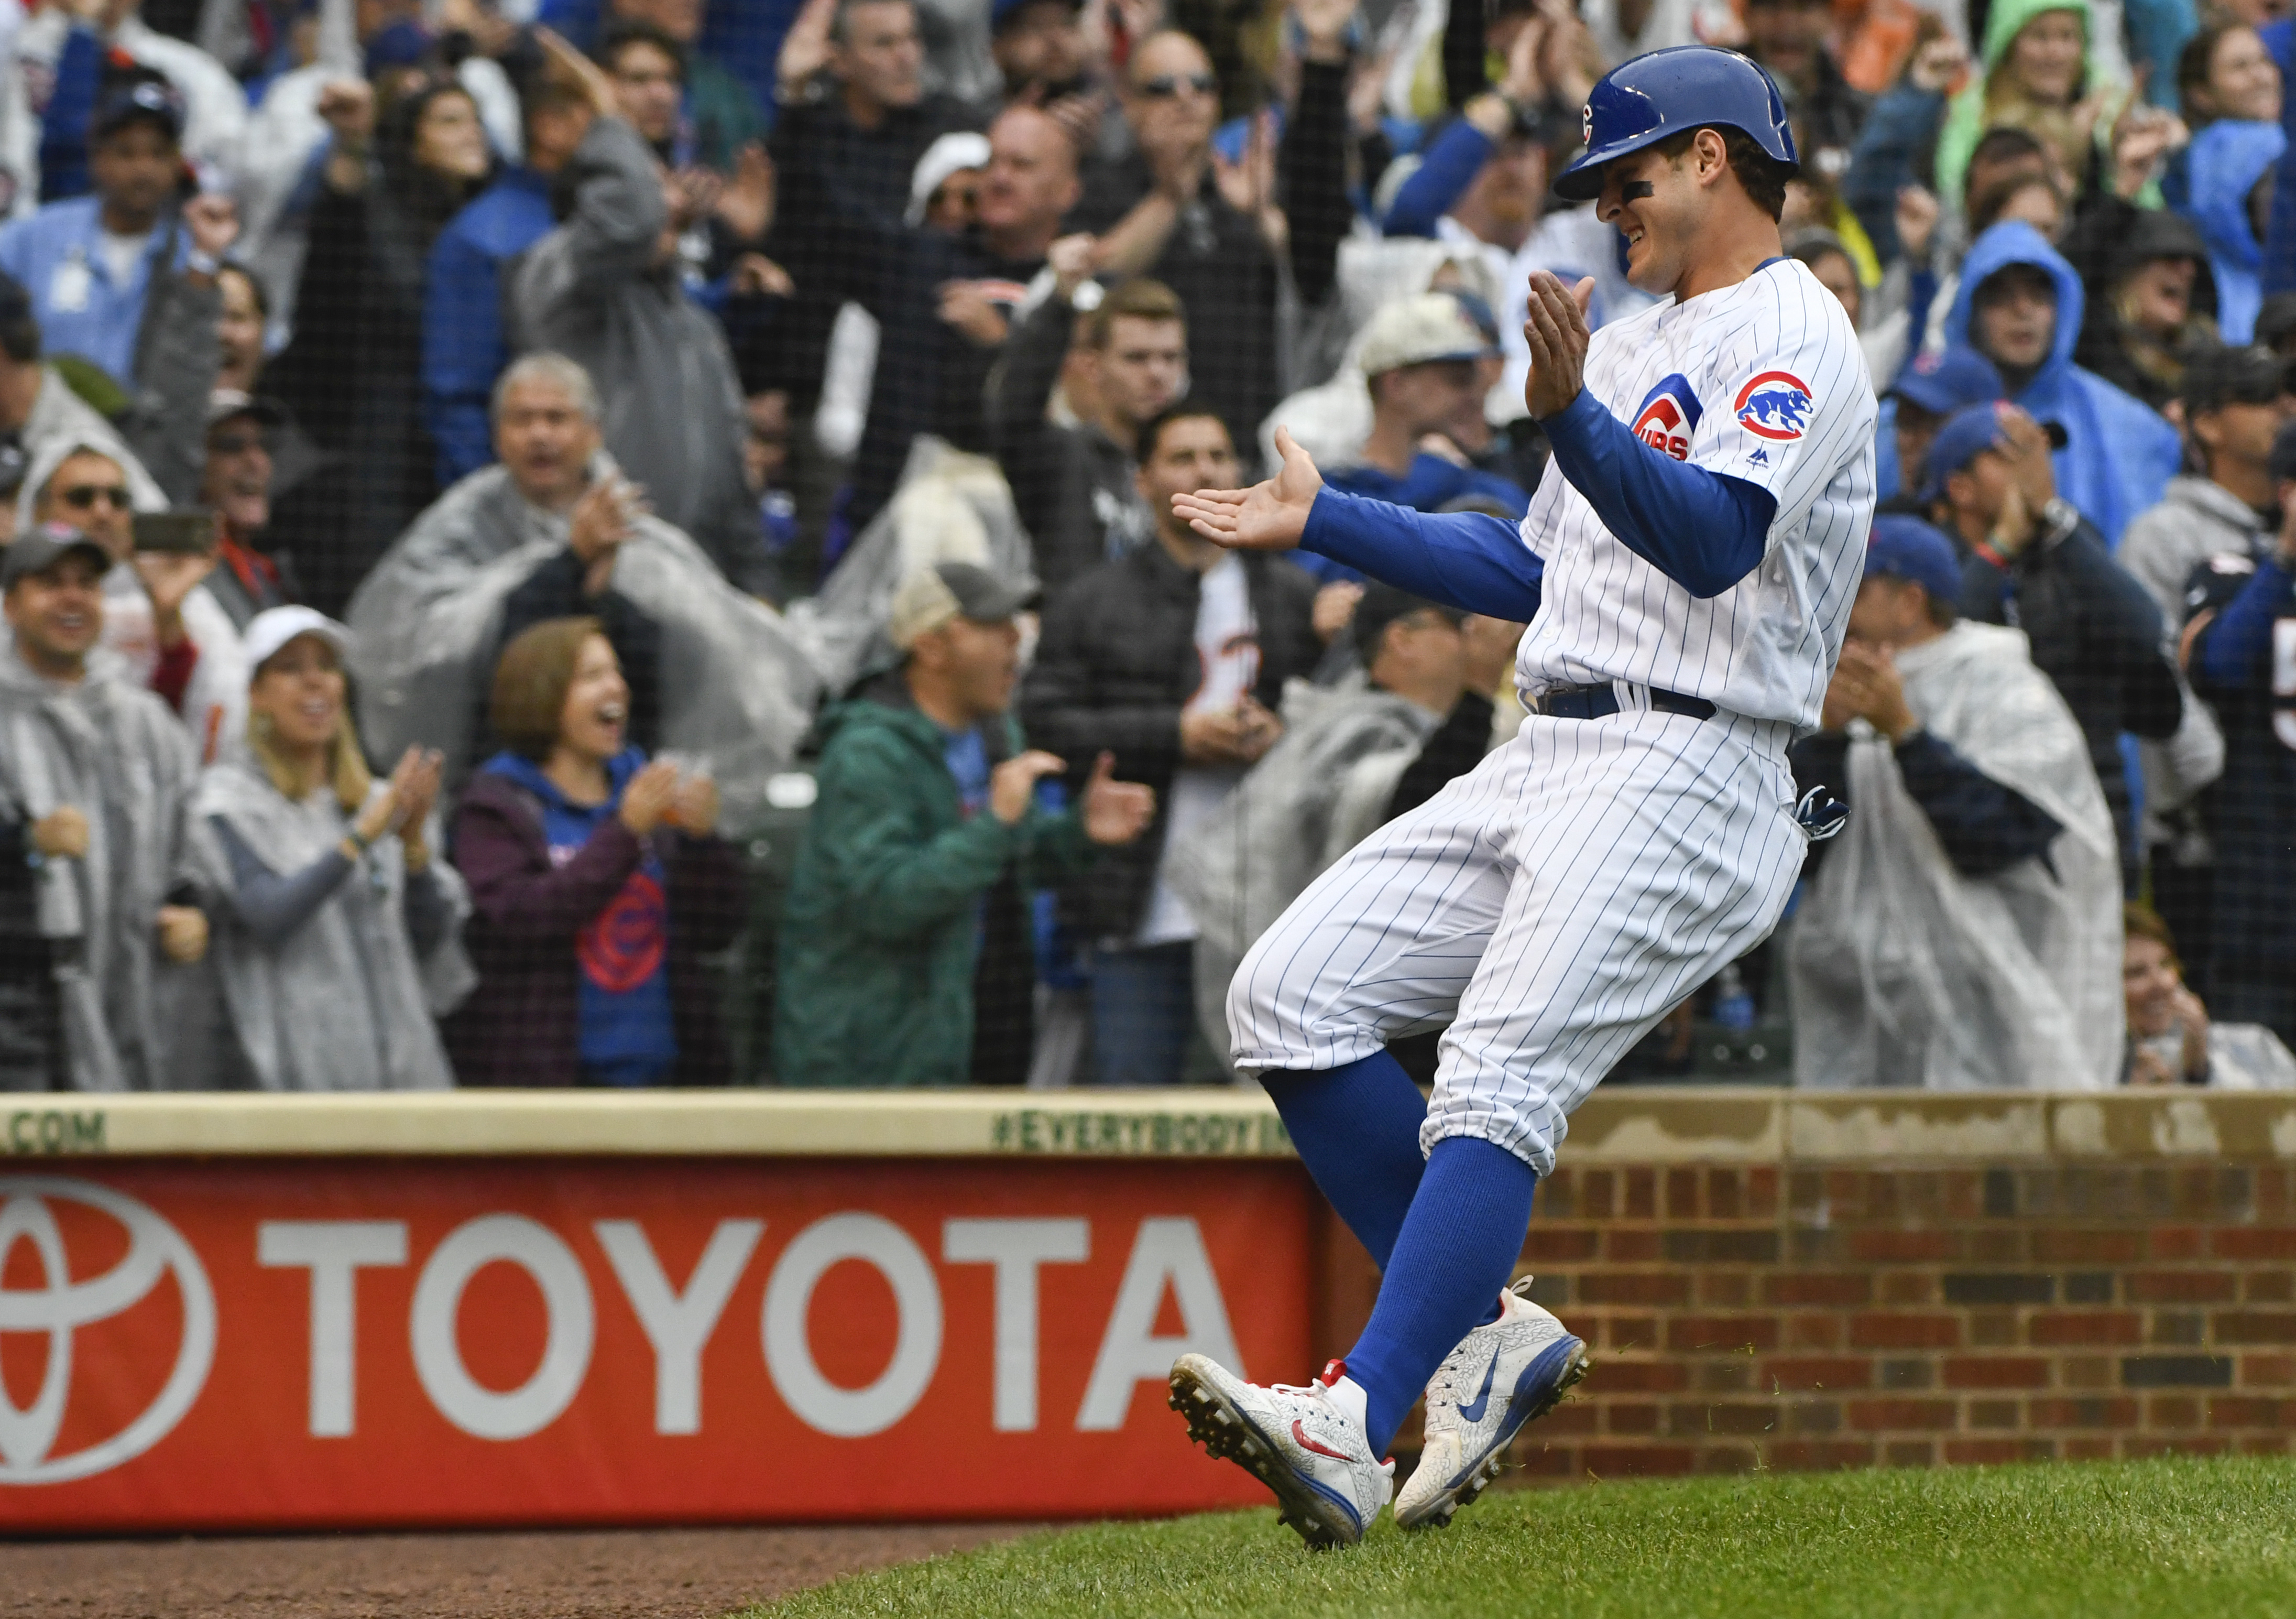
left=1582, top=102, right=1593, bottom=145
left=1734, top=370, right=1813, bottom=441
left=1630, top=374, right=1702, bottom=460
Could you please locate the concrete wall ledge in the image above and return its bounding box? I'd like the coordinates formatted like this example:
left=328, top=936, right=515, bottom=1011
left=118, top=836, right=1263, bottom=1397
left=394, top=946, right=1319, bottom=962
left=6, top=1086, right=2294, bottom=1161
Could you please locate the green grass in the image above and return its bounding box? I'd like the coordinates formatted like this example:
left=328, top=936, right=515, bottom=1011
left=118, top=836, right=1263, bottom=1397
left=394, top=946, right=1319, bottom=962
left=749, top=1456, right=2296, bottom=1618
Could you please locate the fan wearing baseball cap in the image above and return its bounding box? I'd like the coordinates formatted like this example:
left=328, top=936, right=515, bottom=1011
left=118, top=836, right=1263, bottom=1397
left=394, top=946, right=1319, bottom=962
left=2120, top=345, right=2293, bottom=625
left=1921, top=399, right=2185, bottom=880
left=1304, top=295, right=1530, bottom=586
left=1876, top=346, right=2004, bottom=510
left=0, top=523, right=209, bottom=1090
left=1784, top=514, right=2123, bottom=1089
left=190, top=606, right=466, bottom=1090
left=0, top=72, right=239, bottom=393
left=776, top=561, right=1156, bottom=1090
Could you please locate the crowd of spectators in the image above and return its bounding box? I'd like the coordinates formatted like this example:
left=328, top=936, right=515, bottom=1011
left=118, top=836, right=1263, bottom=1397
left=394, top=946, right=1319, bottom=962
left=1, top=0, right=2293, bottom=1094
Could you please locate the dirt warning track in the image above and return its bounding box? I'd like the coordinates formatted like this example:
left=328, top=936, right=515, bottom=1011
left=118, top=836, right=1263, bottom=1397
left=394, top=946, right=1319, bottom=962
left=0, top=1523, right=1034, bottom=1617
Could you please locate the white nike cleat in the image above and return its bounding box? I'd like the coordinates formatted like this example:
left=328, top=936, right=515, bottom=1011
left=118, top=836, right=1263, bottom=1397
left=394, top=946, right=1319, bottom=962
left=1392, top=1277, right=1590, bottom=1530
left=1168, top=1354, right=1395, bottom=1549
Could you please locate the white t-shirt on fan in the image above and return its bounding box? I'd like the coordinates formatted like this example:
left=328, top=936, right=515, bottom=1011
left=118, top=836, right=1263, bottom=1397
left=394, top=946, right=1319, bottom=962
left=1134, top=553, right=1260, bottom=949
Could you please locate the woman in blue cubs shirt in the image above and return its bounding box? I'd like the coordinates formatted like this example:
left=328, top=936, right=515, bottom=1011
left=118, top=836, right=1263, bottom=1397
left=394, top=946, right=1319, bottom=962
left=449, top=616, right=741, bottom=1084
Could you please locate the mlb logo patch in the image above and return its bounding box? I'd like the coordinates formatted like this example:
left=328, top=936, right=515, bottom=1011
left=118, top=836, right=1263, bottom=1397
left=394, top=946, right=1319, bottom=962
left=1630, top=373, right=1702, bottom=461
left=1734, top=371, right=1813, bottom=441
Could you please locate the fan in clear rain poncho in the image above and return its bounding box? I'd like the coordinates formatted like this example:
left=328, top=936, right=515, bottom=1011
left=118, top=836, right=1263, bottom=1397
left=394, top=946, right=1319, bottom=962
left=0, top=527, right=209, bottom=1090
left=11, top=434, right=248, bottom=763
left=188, top=607, right=473, bottom=1091
left=1167, top=586, right=1514, bottom=1067
left=344, top=354, right=819, bottom=832
left=785, top=433, right=1040, bottom=699
left=1787, top=518, right=2124, bottom=1090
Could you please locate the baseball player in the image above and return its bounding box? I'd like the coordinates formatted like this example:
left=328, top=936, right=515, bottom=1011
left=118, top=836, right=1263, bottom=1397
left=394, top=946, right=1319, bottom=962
left=1164, top=47, right=1877, bottom=1548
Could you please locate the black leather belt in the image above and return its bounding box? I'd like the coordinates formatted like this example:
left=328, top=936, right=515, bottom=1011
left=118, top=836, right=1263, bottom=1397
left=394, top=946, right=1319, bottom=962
left=1533, top=681, right=1716, bottom=722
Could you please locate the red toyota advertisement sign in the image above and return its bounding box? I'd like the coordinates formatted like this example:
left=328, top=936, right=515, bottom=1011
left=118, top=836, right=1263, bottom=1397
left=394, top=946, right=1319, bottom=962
left=0, top=1158, right=1316, bottom=1530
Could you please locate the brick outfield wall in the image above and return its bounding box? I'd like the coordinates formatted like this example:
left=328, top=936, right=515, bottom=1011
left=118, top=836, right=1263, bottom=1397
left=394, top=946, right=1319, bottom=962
left=1314, top=1091, right=2296, bottom=1481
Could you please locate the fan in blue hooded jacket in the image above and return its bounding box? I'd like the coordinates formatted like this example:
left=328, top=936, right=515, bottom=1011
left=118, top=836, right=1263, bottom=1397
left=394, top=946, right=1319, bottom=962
left=2179, top=117, right=2288, bottom=343
left=1945, top=221, right=2183, bottom=547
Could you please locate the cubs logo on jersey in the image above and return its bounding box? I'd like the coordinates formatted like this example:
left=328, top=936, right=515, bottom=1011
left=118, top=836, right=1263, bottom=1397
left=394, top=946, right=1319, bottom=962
left=1734, top=371, right=1814, bottom=441
left=1630, top=374, right=1702, bottom=461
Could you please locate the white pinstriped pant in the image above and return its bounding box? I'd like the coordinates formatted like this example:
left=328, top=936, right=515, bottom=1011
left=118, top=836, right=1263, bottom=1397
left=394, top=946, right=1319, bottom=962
left=1228, top=702, right=1808, bottom=1178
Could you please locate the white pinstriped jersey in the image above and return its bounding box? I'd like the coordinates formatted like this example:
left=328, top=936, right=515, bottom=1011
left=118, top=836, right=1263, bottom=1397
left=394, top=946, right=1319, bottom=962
left=1513, top=256, right=1877, bottom=731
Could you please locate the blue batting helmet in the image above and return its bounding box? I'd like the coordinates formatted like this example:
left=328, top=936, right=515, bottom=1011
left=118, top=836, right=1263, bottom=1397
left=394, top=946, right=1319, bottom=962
left=1553, top=47, right=1797, bottom=201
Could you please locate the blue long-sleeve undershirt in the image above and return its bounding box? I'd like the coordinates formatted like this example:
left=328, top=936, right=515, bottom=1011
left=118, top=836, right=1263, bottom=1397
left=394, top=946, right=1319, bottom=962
left=1296, top=389, right=1777, bottom=611
left=1382, top=116, right=1495, bottom=238
left=1541, top=388, right=1777, bottom=598
left=1300, top=491, right=1545, bottom=621
left=2196, top=556, right=2296, bottom=688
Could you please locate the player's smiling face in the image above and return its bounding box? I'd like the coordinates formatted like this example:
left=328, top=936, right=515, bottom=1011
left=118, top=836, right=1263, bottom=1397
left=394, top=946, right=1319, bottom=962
left=1595, top=144, right=1705, bottom=297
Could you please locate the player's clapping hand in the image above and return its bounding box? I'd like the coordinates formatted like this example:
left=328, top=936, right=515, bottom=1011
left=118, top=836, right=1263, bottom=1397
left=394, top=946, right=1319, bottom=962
left=1172, top=425, right=1322, bottom=551
left=1522, top=272, right=1595, bottom=420
left=1080, top=751, right=1156, bottom=846
left=1830, top=642, right=1919, bottom=743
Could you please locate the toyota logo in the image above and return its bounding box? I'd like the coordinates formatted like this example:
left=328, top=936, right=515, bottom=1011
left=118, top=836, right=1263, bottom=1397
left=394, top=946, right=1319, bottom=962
left=0, top=1177, right=214, bottom=1484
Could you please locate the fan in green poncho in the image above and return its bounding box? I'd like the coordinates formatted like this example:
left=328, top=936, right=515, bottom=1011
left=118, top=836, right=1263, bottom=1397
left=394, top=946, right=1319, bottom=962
left=1934, top=0, right=2131, bottom=212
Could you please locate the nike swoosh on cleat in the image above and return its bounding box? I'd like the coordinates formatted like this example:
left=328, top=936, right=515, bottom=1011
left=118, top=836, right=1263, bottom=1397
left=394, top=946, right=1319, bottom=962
left=1505, top=1338, right=1583, bottom=1421
left=1291, top=1419, right=1353, bottom=1461
left=1455, top=1355, right=1500, bottom=1424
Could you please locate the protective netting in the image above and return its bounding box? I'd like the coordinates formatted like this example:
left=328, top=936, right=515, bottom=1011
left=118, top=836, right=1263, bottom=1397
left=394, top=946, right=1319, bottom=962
left=0, top=0, right=2288, bottom=1094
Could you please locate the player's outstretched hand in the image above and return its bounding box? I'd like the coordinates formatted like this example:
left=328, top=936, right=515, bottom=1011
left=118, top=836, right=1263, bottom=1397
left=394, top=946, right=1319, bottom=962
left=1171, top=425, right=1322, bottom=550
left=1523, top=272, right=1595, bottom=420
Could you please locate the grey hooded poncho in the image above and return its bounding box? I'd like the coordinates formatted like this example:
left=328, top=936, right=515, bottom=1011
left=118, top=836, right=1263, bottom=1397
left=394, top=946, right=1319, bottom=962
left=344, top=461, right=819, bottom=832
left=1166, top=675, right=1451, bottom=1061
left=0, top=647, right=201, bottom=1090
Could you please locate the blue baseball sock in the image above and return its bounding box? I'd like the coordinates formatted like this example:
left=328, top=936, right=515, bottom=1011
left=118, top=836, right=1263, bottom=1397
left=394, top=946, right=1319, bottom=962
left=1340, top=1136, right=1538, bottom=1456
left=1262, top=1051, right=1428, bottom=1270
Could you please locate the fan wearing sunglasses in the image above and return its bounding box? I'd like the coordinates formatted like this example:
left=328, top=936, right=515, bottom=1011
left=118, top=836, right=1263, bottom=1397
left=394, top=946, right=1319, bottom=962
left=1072, top=21, right=1351, bottom=473
left=16, top=438, right=248, bottom=756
